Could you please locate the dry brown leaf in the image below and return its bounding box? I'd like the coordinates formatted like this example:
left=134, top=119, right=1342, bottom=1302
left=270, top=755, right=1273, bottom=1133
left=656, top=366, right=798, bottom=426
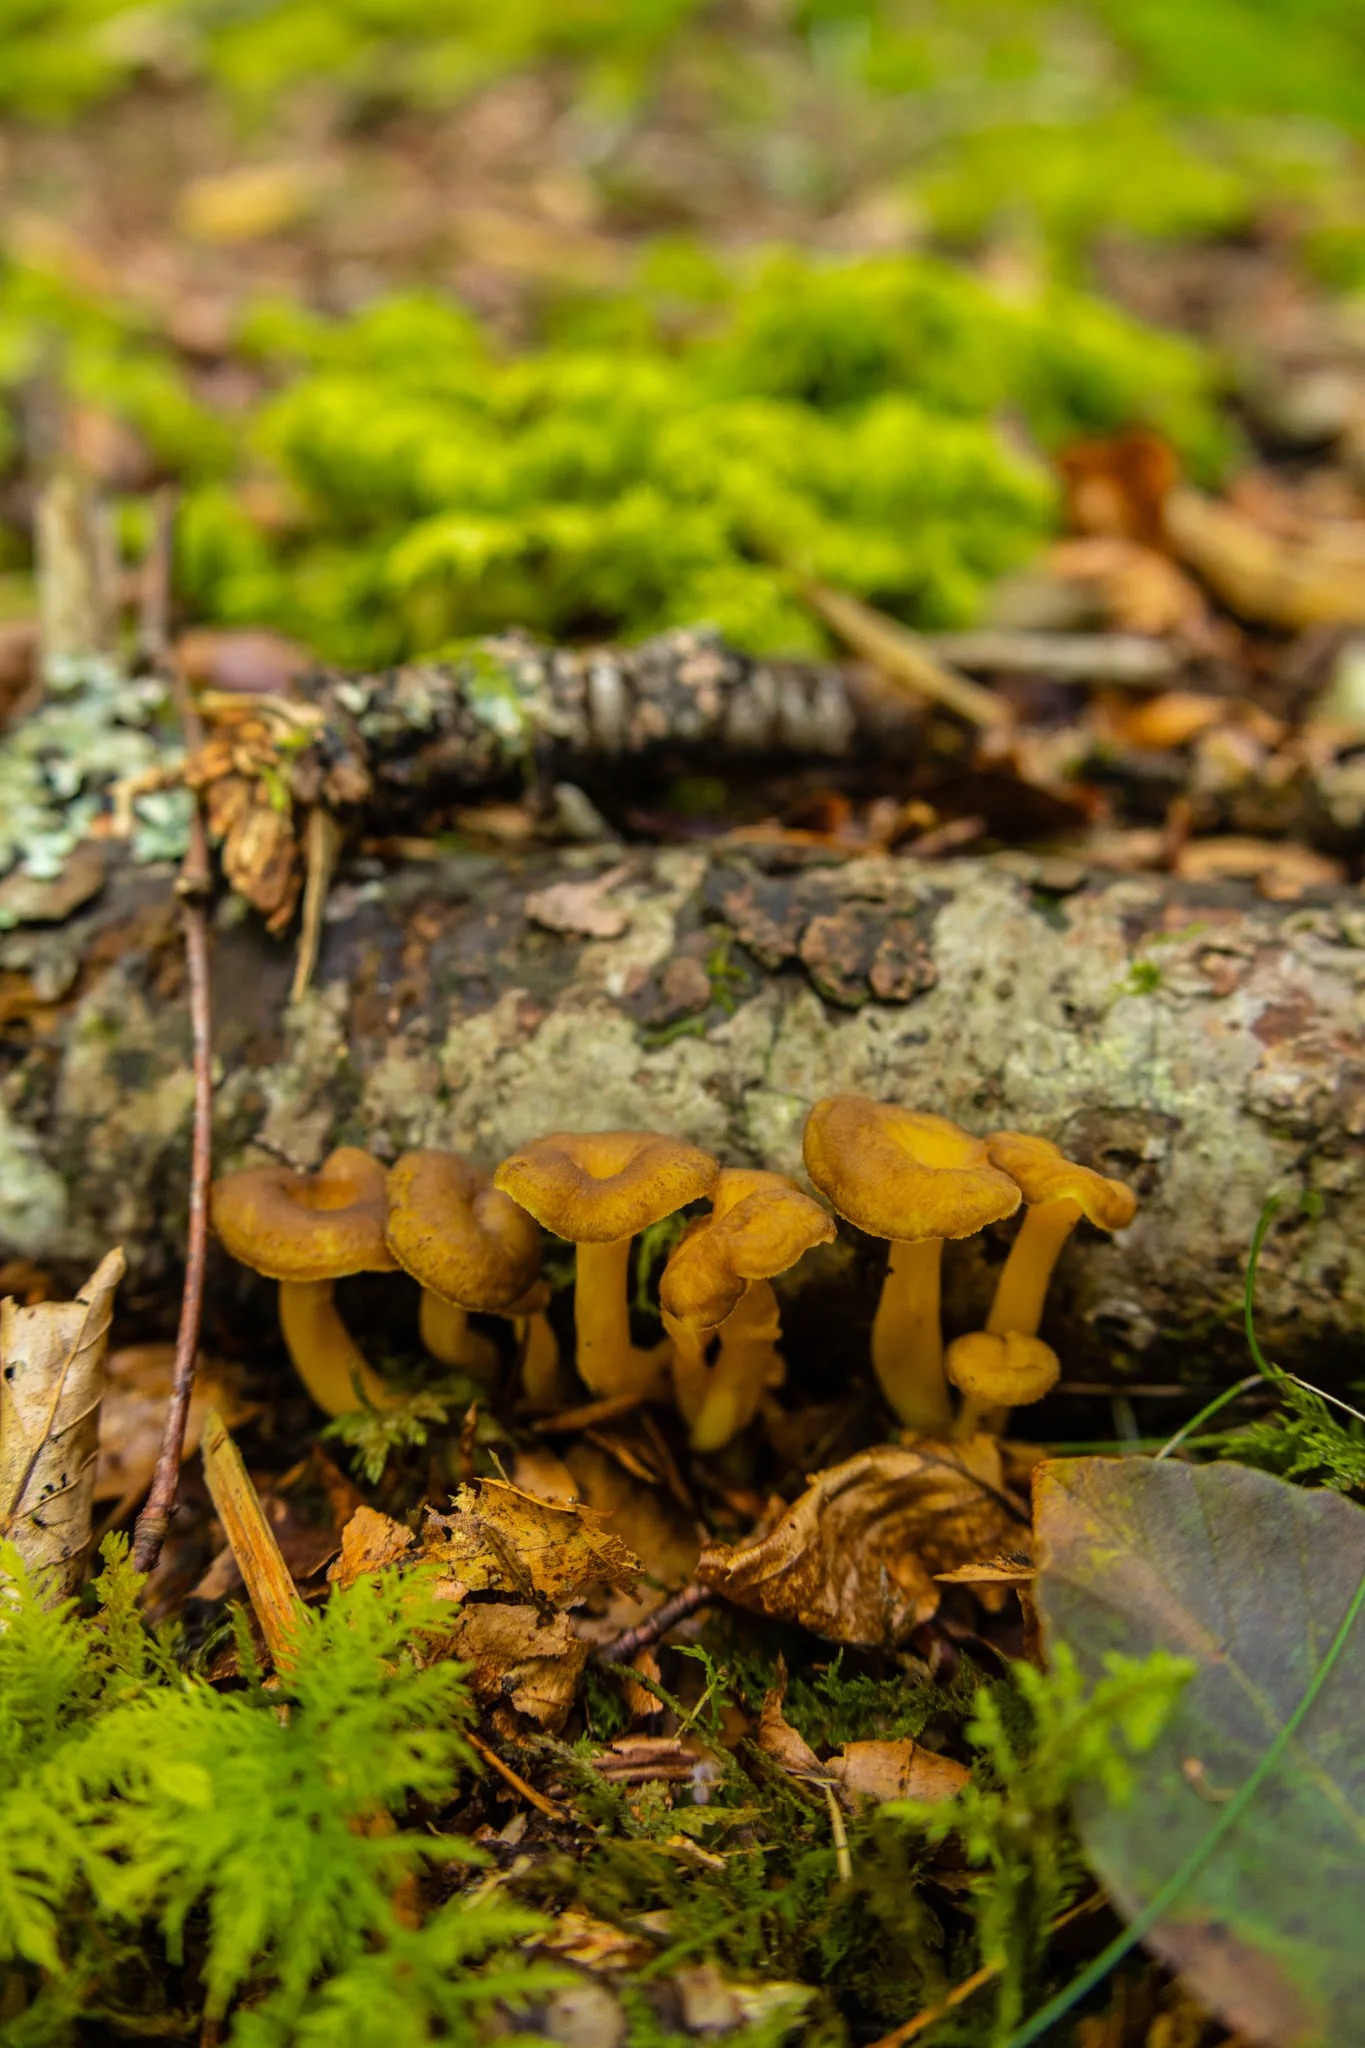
left=424, top=1475, right=643, bottom=1605
left=1059, top=428, right=1179, bottom=545
left=538, top=1910, right=655, bottom=1974
left=1174, top=836, right=1345, bottom=897
left=830, top=1739, right=968, bottom=1806
left=447, top=1603, right=586, bottom=1730
left=1047, top=536, right=1207, bottom=638
left=524, top=863, right=633, bottom=939
left=1165, top=485, right=1365, bottom=628
left=758, top=1665, right=967, bottom=1810
left=1, top=1248, right=125, bottom=1602
left=697, top=1439, right=1023, bottom=1647
left=1097, top=691, right=1229, bottom=752
left=96, top=1343, right=250, bottom=1510
left=563, top=1442, right=702, bottom=1641
left=327, top=1503, right=416, bottom=1588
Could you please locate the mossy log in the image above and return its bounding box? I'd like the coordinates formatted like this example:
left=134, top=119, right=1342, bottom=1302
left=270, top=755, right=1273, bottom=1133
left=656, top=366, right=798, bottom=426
left=2, top=842, right=1363, bottom=1379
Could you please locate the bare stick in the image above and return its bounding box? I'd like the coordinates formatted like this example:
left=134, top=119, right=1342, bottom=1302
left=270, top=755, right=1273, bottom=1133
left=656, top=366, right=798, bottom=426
left=466, top=1729, right=569, bottom=1822
left=595, top=1581, right=713, bottom=1664
left=803, top=581, right=1012, bottom=730
left=198, top=1409, right=306, bottom=1672
left=291, top=806, right=342, bottom=1003
left=131, top=554, right=215, bottom=1575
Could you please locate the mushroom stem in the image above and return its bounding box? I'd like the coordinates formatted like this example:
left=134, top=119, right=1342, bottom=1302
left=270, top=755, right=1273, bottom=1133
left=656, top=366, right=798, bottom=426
left=418, top=1289, right=499, bottom=1378
left=986, top=1197, right=1083, bottom=1339
left=277, top=1280, right=404, bottom=1417
left=690, top=1281, right=785, bottom=1453
left=664, top=1312, right=713, bottom=1430
left=871, top=1238, right=953, bottom=1433
left=574, top=1239, right=669, bottom=1398
left=516, top=1311, right=563, bottom=1407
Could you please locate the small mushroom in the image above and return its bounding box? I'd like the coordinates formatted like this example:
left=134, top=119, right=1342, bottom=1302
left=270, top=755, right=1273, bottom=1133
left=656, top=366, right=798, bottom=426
left=660, top=1167, right=836, bottom=1451
left=984, top=1133, right=1137, bottom=1340
left=946, top=1330, right=1061, bottom=1438
left=385, top=1149, right=547, bottom=1383
left=494, top=1130, right=719, bottom=1398
left=211, top=1147, right=402, bottom=1416
left=803, top=1097, right=1020, bottom=1433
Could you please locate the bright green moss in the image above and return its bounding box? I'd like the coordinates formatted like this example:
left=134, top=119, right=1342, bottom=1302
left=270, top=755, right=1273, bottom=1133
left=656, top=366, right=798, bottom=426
left=159, top=252, right=1224, bottom=663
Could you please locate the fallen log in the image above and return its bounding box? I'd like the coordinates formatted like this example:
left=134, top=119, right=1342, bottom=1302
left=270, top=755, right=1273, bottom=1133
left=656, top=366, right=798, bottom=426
left=2, top=841, right=1362, bottom=1379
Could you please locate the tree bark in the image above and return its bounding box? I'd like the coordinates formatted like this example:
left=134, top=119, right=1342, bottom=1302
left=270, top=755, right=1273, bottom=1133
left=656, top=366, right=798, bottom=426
left=2, top=841, right=1363, bottom=1376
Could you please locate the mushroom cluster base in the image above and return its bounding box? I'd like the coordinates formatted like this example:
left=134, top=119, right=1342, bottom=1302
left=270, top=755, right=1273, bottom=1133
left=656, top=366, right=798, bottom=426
left=2, top=845, right=1362, bottom=1380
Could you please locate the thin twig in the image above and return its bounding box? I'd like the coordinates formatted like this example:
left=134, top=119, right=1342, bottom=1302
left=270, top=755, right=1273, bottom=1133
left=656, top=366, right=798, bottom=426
left=291, top=806, right=341, bottom=1003
left=803, top=580, right=1012, bottom=730
left=131, top=516, right=215, bottom=1576
left=595, top=1582, right=714, bottom=1664
left=466, top=1729, right=569, bottom=1822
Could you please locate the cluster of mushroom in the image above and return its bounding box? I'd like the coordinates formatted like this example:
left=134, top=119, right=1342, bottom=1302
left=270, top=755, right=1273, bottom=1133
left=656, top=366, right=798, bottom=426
left=209, top=1099, right=1135, bottom=1450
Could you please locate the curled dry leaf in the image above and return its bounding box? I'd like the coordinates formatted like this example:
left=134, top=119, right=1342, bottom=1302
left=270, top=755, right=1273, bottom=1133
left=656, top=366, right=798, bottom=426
left=1, top=1248, right=125, bottom=1603
left=327, top=1503, right=415, bottom=1588
left=698, top=1440, right=1024, bottom=1648
left=1036, top=1457, right=1365, bottom=2048
left=1165, top=485, right=1365, bottom=629
left=447, top=1602, right=586, bottom=1731
left=424, top=1475, right=643, bottom=1605
left=538, top=1909, right=655, bottom=1974
left=758, top=1664, right=968, bottom=1812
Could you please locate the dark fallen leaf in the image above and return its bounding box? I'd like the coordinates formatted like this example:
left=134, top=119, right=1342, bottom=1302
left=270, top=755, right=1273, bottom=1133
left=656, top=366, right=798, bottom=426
left=698, top=1440, right=1024, bottom=1648
left=1036, top=1456, right=1365, bottom=2048
left=424, top=1474, right=643, bottom=1605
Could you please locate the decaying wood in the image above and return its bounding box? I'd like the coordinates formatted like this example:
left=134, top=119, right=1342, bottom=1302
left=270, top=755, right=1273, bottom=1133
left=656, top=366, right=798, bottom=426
left=0, top=1247, right=125, bottom=1603
left=2, top=842, right=1363, bottom=1380
left=199, top=1407, right=306, bottom=1669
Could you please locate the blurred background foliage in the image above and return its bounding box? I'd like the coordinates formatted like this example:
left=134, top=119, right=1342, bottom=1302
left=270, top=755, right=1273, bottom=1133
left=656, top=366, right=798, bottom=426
left=0, top=0, right=1361, bottom=659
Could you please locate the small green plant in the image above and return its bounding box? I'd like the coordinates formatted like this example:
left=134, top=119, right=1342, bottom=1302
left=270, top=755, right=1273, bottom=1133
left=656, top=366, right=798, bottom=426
left=324, top=1388, right=452, bottom=1484
left=889, top=1644, right=1193, bottom=2044
left=0, top=1535, right=554, bottom=2043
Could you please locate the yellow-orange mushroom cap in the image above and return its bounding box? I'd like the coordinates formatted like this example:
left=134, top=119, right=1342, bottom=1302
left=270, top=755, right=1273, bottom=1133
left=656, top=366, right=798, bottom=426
left=386, top=1150, right=542, bottom=1309
left=804, top=1099, right=1021, bottom=1243
left=386, top=1148, right=545, bottom=1379
left=984, top=1132, right=1137, bottom=1342
left=210, top=1148, right=400, bottom=1415
left=803, top=1098, right=1020, bottom=1434
left=985, top=1133, right=1138, bottom=1233
left=494, top=1130, right=719, bottom=1399
left=493, top=1130, right=719, bottom=1241
left=212, top=1148, right=398, bottom=1283
left=660, top=1168, right=835, bottom=1333
left=947, top=1330, right=1061, bottom=1410
left=661, top=1168, right=835, bottom=1451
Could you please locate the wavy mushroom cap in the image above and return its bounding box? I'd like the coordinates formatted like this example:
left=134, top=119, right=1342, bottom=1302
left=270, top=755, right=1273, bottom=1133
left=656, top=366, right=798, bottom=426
left=946, top=1329, right=1061, bottom=1408
left=986, top=1132, right=1137, bottom=1231
left=211, top=1147, right=398, bottom=1282
left=493, top=1130, right=719, bottom=1242
left=386, top=1149, right=543, bottom=1311
left=803, top=1097, right=1020, bottom=1243
left=660, top=1168, right=836, bottom=1331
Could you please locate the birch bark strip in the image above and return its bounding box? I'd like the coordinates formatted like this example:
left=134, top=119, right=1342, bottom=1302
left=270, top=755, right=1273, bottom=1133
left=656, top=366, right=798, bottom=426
left=0, top=1247, right=125, bottom=1604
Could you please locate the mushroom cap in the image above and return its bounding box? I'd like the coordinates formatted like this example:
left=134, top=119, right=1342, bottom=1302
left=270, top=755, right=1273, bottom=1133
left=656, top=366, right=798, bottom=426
left=986, top=1132, right=1137, bottom=1231
left=211, top=1147, right=398, bottom=1283
left=493, top=1130, right=719, bottom=1243
left=660, top=1168, right=836, bottom=1331
left=386, top=1149, right=543, bottom=1311
left=803, top=1097, right=1020, bottom=1244
left=946, top=1330, right=1061, bottom=1407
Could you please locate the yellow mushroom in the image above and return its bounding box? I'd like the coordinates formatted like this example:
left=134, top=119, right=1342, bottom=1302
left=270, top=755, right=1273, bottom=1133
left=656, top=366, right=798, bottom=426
left=210, top=1148, right=402, bottom=1416
left=946, top=1329, right=1061, bottom=1438
left=385, top=1149, right=550, bottom=1386
left=803, top=1098, right=1020, bottom=1433
left=660, top=1168, right=836, bottom=1451
left=985, top=1133, right=1137, bottom=1340
left=494, top=1131, right=719, bottom=1398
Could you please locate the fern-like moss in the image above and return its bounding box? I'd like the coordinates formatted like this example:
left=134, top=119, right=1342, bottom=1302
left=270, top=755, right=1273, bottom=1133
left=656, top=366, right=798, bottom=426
left=0, top=1536, right=555, bottom=2043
